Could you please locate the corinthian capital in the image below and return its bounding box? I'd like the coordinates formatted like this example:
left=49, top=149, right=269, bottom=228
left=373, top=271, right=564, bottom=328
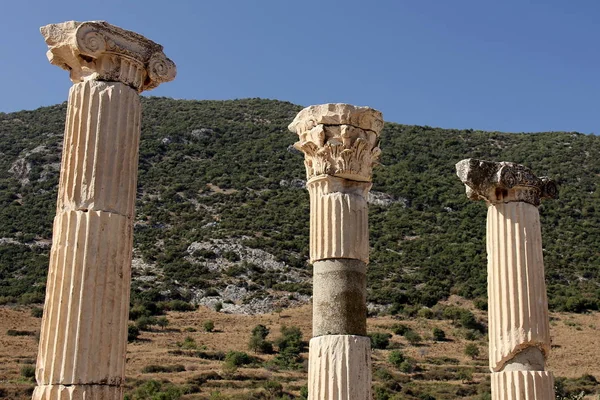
left=289, top=103, right=383, bottom=182
left=40, top=21, right=176, bottom=92
left=456, top=158, right=558, bottom=206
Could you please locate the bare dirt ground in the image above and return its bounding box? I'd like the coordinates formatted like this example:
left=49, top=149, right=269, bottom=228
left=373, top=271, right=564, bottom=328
left=0, top=298, right=598, bottom=399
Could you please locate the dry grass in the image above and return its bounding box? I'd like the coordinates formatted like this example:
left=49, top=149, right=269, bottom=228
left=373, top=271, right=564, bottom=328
left=0, top=298, right=598, bottom=399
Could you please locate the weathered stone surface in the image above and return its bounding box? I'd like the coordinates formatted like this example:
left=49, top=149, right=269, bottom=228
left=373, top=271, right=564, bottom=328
left=292, top=104, right=382, bottom=399
left=456, top=158, right=558, bottom=206
left=491, top=371, right=555, bottom=399
left=37, top=210, right=132, bottom=386
left=457, top=159, right=556, bottom=399
left=486, top=202, right=551, bottom=372
left=34, top=21, right=176, bottom=400
left=41, top=21, right=176, bottom=92
left=307, top=176, right=370, bottom=263
left=56, top=81, right=141, bottom=216
left=33, top=384, right=123, bottom=400
left=288, top=103, right=384, bottom=134
left=312, top=259, right=367, bottom=337
left=308, top=335, right=372, bottom=400
left=290, top=104, right=383, bottom=182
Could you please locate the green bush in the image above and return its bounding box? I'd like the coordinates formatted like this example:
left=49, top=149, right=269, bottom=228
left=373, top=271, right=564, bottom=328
left=391, top=324, right=410, bottom=336
left=7, top=329, right=35, bottom=336
left=398, top=359, right=416, bottom=373
left=369, top=332, right=391, bottom=349
left=404, top=330, right=422, bottom=345
left=432, top=327, right=446, bottom=341
left=31, top=307, right=43, bottom=318
left=20, top=365, right=36, bottom=380
left=262, top=380, right=283, bottom=398
left=135, top=316, right=157, bottom=331
left=141, top=364, right=186, bottom=373
left=224, top=351, right=252, bottom=367
left=178, top=336, right=198, bottom=350
left=156, top=316, right=169, bottom=330
left=272, top=325, right=304, bottom=369
left=128, top=379, right=184, bottom=400
left=464, top=344, right=480, bottom=359
left=203, top=320, right=215, bottom=332
left=128, top=324, right=140, bottom=342
left=248, top=325, right=273, bottom=354
left=388, top=350, right=406, bottom=369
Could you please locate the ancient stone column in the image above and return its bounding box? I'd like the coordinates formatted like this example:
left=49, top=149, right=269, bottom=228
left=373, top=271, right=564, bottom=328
left=456, top=159, right=557, bottom=400
left=289, top=104, right=383, bottom=400
left=34, top=21, right=176, bottom=399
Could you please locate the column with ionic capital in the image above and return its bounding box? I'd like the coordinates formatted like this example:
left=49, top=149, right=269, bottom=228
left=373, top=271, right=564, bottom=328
left=34, top=21, right=176, bottom=399
left=456, top=159, right=557, bottom=400
left=289, top=104, right=383, bottom=400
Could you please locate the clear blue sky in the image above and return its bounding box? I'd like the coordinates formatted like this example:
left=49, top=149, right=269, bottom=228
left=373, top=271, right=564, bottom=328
left=1, top=0, right=598, bottom=133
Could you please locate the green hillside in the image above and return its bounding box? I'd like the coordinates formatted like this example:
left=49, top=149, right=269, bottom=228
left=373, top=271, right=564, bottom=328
left=1, top=98, right=599, bottom=313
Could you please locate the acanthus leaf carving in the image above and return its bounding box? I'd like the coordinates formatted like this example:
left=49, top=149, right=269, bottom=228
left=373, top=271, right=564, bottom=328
left=290, top=104, right=383, bottom=183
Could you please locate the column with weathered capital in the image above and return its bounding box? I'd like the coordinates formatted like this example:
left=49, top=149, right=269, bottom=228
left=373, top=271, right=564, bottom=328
left=34, top=21, right=175, bottom=400
left=289, top=104, right=383, bottom=400
left=456, top=159, right=557, bottom=400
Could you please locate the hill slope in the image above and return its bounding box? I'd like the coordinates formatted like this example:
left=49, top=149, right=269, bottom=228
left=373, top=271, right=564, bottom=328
left=1, top=98, right=600, bottom=313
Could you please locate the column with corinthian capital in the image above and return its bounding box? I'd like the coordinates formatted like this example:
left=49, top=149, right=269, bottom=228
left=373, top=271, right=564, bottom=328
left=456, top=159, right=557, bottom=400
left=33, top=21, right=176, bottom=400
left=289, top=104, right=383, bottom=400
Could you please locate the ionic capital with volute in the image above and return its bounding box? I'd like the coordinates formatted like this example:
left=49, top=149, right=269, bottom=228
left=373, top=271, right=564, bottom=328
left=456, top=158, right=558, bottom=206
left=40, top=21, right=176, bottom=92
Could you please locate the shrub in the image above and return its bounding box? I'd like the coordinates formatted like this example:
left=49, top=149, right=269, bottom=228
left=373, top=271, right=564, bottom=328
left=391, top=324, right=410, bottom=336
left=369, top=332, right=391, bottom=349
left=214, top=302, right=223, bottom=312
left=262, top=380, right=283, bottom=398
left=224, top=351, right=252, bottom=367
left=398, top=359, right=416, bottom=373
left=129, top=379, right=184, bottom=400
left=135, top=316, right=157, bottom=331
left=6, top=329, right=35, bottom=336
left=128, top=324, right=140, bottom=342
left=178, top=336, right=198, bottom=350
left=465, top=344, right=480, bottom=359
left=432, top=328, right=446, bottom=341
left=20, top=365, right=36, bottom=380
left=31, top=307, right=43, bottom=318
left=19, top=292, right=44, bottom=305
left=156, top=316, right=169, bottom=330
left=417, top=307, right=434, bottom=319
left=457, top=368, right=473, bottom=383
left=163, top=300, right=196, bottom=312
left=404, top=330, right=422, bottom=345
left=223, top=251, right=240, bottom=262
left=204, top=320, right=215, bottom=332
left=474, top=297, right=488, bottom=311
left=248, top=324, right=273, bottom=354
left=273, top=325, right=304, bottom=368
left=141, top=364, right=186, bottom=373
left=388, top=350, right=406, bottom=369
left=464, top=329, right=482, bottom=341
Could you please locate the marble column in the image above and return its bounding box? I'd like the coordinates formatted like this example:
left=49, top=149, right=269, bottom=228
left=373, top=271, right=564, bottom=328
left=289, top=104, right=383, bottom=400
left=456, top=159, right=557, bottom=400
left=34, top=21, right=176, bottom=399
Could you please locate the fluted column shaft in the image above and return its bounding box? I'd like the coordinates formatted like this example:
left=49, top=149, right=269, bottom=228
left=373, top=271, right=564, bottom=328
left=289, top=104, right=383, bottom=400
left=456, top=158, right=557, bottom=400
left=35, top=21, right=176, bottom=400
left=309, top=176, right=370, bottom=337
left=34, top=81, right=139, bottom=399
left=487, top=202, right=554, bottom=399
